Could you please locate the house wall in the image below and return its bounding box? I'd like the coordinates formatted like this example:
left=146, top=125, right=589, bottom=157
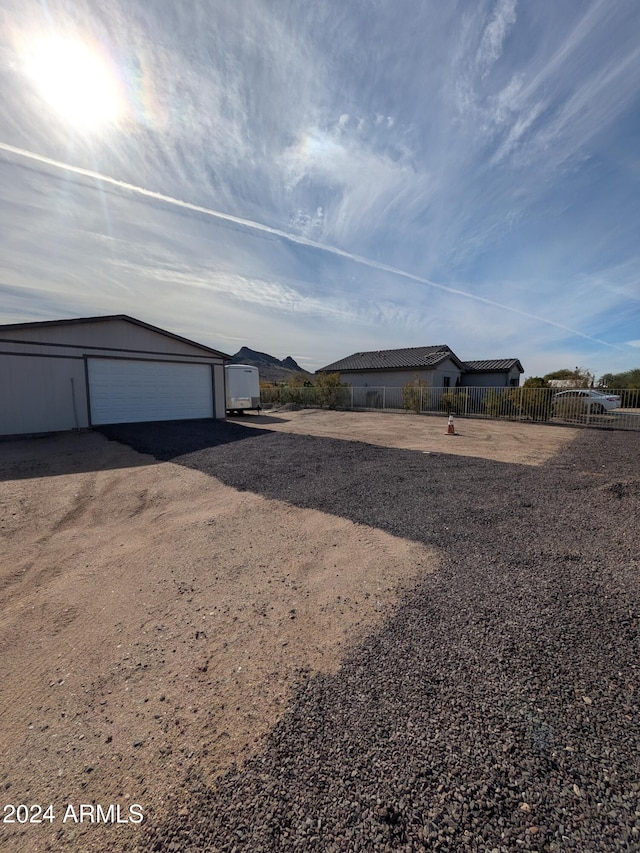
left=0, top=320, right=226, bottom=436
left=339, top=369, right=430, bottom=387
left=460, top=366, right=521, bottom=388
left=461, top=372, right=507, bottom=388
left=509, top=365, right=522, bottom=386
left=431, top=358, right=463, bottom=387
left=338, top=358, right=462, bottom=388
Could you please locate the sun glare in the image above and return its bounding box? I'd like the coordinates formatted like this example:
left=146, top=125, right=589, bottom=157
left=25, top=36, right=123, bottom=131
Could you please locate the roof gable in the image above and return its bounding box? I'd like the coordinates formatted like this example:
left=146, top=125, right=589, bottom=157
left=0, top=314, right=230, bottom=359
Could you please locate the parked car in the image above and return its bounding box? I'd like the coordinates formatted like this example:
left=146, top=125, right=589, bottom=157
left=552, top=389, right=621, bottom=416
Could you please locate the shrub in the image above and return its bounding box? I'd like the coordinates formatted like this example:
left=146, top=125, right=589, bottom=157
left=519, top=388, right=552, bottom=421
left=402, top=378, right=425, bottom=413
left=316, top=372, right=348, bottom=409
left=439, top=390, right=469, bottom=415
left=551, top=395, right=586, bottom=420
left=484, top=387, right=552, bottom=421
left=484, top=389, right=517, bottom=418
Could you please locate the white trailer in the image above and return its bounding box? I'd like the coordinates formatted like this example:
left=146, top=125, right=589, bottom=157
left=225, top=364, right=261, bottom=414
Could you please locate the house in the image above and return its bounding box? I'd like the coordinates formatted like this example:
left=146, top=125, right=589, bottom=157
left=0, top=315, right=230, bottom=437
left=547, top=379, right=587, bottom=389
left=316, top=346, right=523, bottom=388
left=316, top=345, right=464, bottom=388
left=461, top=359, right=524, bottom=388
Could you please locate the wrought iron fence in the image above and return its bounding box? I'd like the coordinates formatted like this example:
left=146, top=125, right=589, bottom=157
left=259, top=385, right=640, bottom=431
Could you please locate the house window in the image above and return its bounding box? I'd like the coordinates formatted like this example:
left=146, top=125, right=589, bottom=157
left=510, top=378, right=519, bottom=387
left=443, top=376, right=450, bottom=388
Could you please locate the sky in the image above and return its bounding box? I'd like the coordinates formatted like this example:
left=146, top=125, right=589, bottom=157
left=1, top=0, right=639, bottom=378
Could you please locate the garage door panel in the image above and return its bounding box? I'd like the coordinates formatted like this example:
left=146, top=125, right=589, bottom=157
left=88, top=359, right=213, bottom=425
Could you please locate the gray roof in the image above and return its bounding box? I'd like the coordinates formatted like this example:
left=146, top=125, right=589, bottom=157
left=463, top=358, right=524, bottom=373
left=317, top=345, right=461, bottom=373
left=0, top=314, right=231, bottom=359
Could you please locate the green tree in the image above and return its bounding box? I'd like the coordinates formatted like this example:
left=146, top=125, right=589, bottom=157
left=598, top=368, right=640, bottom=389
left=523, top=376, right=549, bottom=388
left=543, top=367, right=593, bottom=387
left=288, top=373, right=313, bottom=388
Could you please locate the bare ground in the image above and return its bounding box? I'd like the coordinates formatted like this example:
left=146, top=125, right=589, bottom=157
left=0, top=427, right=438, bottom=853
left=3, top=413, right=635, bottom=852
left=242, top=408, right=575, bottom=466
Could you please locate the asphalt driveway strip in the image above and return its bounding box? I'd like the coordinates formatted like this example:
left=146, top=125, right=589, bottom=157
left=99, top=420, right=640, bottom=852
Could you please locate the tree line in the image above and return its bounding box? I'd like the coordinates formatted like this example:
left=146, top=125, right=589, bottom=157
left=523, top=367, right=640, bottom=390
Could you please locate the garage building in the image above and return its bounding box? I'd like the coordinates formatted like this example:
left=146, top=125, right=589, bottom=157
left=0, top=315, right=230, bottom=437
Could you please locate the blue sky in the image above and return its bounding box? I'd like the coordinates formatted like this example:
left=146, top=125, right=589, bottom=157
left=1, top=0, right=639, bottom=378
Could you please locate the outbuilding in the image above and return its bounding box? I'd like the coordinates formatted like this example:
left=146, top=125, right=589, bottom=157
left=0, top=315, right=230, bottom=437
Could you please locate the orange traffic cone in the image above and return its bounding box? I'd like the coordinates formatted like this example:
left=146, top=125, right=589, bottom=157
left=446, top=414, right=455, bottom=435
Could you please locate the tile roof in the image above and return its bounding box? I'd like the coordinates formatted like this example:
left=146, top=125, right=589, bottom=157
left=317, top=345, right=458, bottom=373
left=463, top=358, right=524, bottom=372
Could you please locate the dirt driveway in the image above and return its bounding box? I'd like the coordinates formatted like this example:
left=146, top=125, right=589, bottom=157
left=0, top=414, right=581, bottom=852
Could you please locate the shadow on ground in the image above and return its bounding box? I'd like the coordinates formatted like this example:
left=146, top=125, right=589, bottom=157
left=98, top=417, right=273, bottom=458
left=101, top=418, right=534, bottom=550
left=226, top=412, right=291, bottom=424
left=99, top=418, right=635, bottom=552
left=0, top=419, right=274, bottom=482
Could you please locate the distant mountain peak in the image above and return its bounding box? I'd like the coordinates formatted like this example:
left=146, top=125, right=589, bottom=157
left=282, top=356, right=302, bottom=370
left=229, top=347, right=310, bottom=382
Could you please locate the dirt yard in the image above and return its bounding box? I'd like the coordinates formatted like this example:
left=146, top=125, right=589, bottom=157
left=243, top=408, right=575, bottom=465
left=0, top=414, right=578, bottom=852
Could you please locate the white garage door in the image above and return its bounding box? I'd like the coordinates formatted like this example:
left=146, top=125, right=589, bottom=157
left=88, top=358, right=213, bottom=425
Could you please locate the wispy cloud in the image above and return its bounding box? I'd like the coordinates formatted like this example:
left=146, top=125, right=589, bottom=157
left=476, top=0, right=517, bottom=75
left=0, top=0, right=639, bottom=378
left=0, top=141, right=624, bottom=354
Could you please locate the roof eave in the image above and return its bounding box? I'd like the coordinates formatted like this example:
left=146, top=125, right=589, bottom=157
left=0, top=314, right=232, bottom=360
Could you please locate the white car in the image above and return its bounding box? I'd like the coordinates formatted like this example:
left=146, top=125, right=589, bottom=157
left=552, top=389, right=621, bottom=415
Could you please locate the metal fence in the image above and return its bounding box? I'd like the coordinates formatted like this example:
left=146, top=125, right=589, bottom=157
left=259, top=385, right=640, bottom=431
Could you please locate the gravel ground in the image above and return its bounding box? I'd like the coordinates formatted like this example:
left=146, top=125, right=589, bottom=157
left=101, top=420, right=640, bottom=852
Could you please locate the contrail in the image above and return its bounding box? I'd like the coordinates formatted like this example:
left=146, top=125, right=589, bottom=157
left=0, top=141, right=620, bottom=350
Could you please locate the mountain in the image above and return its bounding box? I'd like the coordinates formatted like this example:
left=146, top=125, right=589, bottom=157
left=229, top=347, right=314, bottom=383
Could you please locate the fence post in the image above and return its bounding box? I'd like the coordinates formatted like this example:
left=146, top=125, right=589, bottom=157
left=350, top=386, right=354, bottom=410
left=383, top=387, right=386, bottom=410
left=518, top=385, right=523, bottom=421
